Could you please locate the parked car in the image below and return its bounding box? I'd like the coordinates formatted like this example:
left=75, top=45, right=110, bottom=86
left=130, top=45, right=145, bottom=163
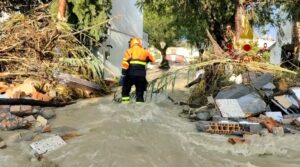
left=166, top=54, right=187, bottom=64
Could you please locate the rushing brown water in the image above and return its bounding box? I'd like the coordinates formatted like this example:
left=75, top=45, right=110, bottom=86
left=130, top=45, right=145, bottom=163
left=1, top=69, right=300, bottom=167
left=1, top=94, right=300, bottom=167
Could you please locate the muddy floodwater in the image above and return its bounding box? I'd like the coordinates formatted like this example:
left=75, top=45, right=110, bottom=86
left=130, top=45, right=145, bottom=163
left=1, top=71, right=300, bottom=167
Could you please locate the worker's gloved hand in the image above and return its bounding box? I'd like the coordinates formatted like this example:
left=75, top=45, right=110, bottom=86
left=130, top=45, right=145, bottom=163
left=119, top=75, right=126, bottom=86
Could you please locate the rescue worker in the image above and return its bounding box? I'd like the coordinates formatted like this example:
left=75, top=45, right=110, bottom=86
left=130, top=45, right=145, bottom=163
left=121, top=37, right=155, bottom=104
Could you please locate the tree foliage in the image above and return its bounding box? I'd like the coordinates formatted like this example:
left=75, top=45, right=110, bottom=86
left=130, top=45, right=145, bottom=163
left=143, top=5, right=180, bottom=68
left=138, top=0, right=296, bottom=47
left=51, top=0, right=112, bottom=46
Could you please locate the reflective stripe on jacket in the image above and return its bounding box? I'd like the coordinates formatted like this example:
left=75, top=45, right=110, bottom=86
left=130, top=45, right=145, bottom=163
left=122, top=46, right=155, bottom=76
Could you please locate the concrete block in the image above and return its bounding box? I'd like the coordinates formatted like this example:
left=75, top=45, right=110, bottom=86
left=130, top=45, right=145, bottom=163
left=39, top=108, right=56, bottom=119
left=36, top=116, right=47, bottom=127
left=30, top=136, right=66, bottom=155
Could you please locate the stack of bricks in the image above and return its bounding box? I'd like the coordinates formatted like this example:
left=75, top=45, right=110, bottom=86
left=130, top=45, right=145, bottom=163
left=206, top=122, right=242, bottom=135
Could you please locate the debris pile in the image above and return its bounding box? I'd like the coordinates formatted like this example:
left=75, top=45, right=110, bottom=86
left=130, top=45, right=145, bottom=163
left=180, top=62, right=300, bottom=144
left=0, top=6, right=112, bottom=103
left=0, top=6, right=116, bottom=131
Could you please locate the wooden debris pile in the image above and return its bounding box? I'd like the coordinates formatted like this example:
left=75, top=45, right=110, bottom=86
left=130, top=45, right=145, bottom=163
left=0, top=6, right=113, bottom=104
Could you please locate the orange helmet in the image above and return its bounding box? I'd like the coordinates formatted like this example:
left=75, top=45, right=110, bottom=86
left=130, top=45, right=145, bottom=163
left=130, top=37, right=142, bottom=48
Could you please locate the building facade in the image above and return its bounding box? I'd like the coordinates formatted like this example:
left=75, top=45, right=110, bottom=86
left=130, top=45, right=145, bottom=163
left=102, top=0, right=144, bottom=77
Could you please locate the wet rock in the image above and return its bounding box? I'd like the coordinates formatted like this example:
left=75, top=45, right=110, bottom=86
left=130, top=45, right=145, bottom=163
left=212, top=114, right=227, bottom=122
left=40, top=157, right=59, bottom=167
left=24, top=115, right=36, bottom=123
left=272, top=127, right=284, bottom=136
left=196, top=111, right=211, bottom=121
left=259, top=129, right=270, bottom=136
left=195, top=121, right=210, bottom=132
left=52, top=126, right=78, bottom=137
left=6, top=133, right=22, bottom=144
left=36, top=116, right=47, bottom=127
left=20, top=132, right=37, bottom=141
left=39, top=108, right=56, bottom=119
left=0, top=137, right=7, bottom=149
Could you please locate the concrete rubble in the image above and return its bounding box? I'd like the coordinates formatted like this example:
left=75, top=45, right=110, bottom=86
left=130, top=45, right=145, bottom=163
left=186, top=72, right=300, bottom=145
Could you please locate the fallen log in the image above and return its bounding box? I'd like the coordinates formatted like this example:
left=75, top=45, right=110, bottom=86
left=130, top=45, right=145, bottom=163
left=0, top=98, right=74, bottom=107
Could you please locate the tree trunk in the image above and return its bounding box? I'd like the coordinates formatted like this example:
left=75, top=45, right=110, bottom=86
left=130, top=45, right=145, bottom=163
left=58, top=0, right=67, bottom=21
left=234, top=0, right=243, bottom=41
left=159, top=47, right=170, bottom=70
left=294, top=19, right=300, bottom=56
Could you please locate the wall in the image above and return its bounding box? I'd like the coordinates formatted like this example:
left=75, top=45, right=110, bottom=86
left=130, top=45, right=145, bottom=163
left=105, top=0, right=143, bottom=76
left=269, top=9, right=294, bottom=65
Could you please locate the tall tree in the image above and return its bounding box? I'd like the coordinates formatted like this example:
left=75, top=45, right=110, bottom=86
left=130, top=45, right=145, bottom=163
left=143, top=5, right=180, bottom=69
left=138, top=0, right=283, bottom=46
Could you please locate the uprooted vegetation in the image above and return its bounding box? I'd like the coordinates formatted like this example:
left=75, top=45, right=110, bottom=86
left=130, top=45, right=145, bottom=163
left=0, top=6, right=113, bottom=102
